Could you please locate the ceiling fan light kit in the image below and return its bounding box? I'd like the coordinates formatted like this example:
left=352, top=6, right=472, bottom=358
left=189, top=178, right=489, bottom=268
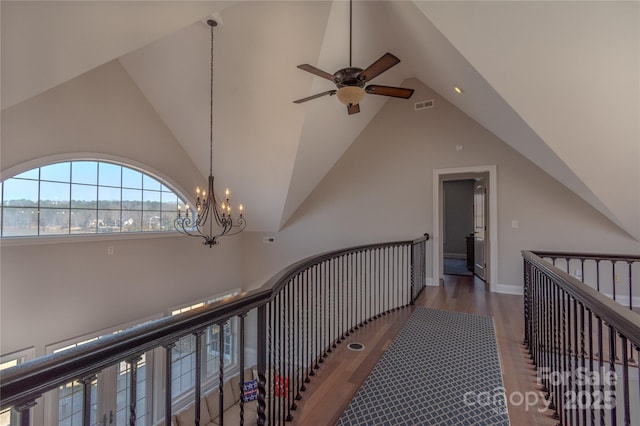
left=293, top=0, right=414, bottom=115
left=336, top=86, right=365, bottom=106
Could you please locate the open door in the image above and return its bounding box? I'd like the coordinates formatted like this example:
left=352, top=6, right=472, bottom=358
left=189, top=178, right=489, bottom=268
left=473, top=180, right=486, bottom=280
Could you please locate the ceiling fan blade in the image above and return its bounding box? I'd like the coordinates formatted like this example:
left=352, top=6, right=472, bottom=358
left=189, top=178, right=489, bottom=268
left=365, top=85, right=414, bottom=99
left=297, top=64, right=337, bottom=82
left=293, top=90, right=337, bottom=104
left=347, top=103, right=360, bottom=115
left=358, top=53, right=400, bottom=83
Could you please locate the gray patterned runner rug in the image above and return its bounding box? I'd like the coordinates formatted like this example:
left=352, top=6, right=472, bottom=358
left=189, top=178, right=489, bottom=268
left=336, top=308, right=510, bottom=425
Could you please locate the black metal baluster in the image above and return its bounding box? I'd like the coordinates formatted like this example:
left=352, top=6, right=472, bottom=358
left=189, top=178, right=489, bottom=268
left=128, top=356, right=141, bottom=426
left=365, top=249, right=370, bottom=324
left=319, top=262, right=327, bottom=364
left=552, top=283, right=560, bottom=421
left=194, top=330, right=203, bottom=426
left=531, top=267, right=538, bottom=368
left=268, top=300, right=274, bottom=426
left=597, top=315, right=605, bottom=426
left=301, top=271, right=309, bottom=390
left=347, top=254, right=351, bottom=333
left=239, top=313, right=246, bottom=426
left=287, top=281, right=294, bottom=419
left=544, top=276, right=551, bottom=404
left=523, top=259, right=530, bottom=348
left=588, top=307, right=595, bottom=426
left=339, top=256, right=345, bottom=340
left=359, top=250, right=363, bottom=325
left=258, top=303, right=268, bottom=426
left=370, top=249, right=374, bottom=320
left=612, top=260, right=617, bottom=302
left=386, top=247, right=391, bottom=313
left=274, top=295, right=280, bottom=425
left=565, top=296, right=578, bottom=425
left=328, top=260, right=334, bottom=352
left=608, top=326, right=617, bottom=426
left=579, top=302, right=586, bottom=426
left=353, top=251, right=358, bottom=331
left=164, top=342, right=175, bottom=425
left=621, top=335, right=630, bottom=426
left=627, top=262, right=635, bottom=364
left=390, top=246, right=395, bottom=311
left=562, top=288, right=569, bottom=426
left=303, top=268, right=311, bottom=384
left=313, top=264, right=320, bottom=371
left=345, top=255, right=351, bottom=337
left=280, top=291, right=287, bottom=423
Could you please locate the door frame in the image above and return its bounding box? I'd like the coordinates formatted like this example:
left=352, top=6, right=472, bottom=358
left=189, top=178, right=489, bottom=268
left=433, top=165, right=498, bottom=292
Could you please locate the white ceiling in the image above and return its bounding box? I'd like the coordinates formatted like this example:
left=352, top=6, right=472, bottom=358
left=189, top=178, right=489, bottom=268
left=2, top=1, right=638, bottom=239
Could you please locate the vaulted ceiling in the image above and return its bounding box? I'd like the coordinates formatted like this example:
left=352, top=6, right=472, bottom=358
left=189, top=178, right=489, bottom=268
left=2, top=1, right=638, bottom=240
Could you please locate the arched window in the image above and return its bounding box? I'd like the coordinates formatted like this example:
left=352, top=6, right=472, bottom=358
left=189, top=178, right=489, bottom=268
left=1, top=160, right=186, bottom=237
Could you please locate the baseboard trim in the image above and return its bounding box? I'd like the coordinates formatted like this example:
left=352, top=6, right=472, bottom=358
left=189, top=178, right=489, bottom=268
left=495, top=283, right=523, bottom=295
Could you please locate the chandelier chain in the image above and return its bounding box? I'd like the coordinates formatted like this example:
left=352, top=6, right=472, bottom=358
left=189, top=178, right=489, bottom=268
left=209, top=22, right=214, bottom=177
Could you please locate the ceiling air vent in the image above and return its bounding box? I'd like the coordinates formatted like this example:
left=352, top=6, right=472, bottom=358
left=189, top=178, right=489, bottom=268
left=414, top=99, right=434, bottom=111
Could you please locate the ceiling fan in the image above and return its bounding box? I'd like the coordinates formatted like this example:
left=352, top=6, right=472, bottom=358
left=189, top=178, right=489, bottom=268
left=293, top=0, right=414, bottom=115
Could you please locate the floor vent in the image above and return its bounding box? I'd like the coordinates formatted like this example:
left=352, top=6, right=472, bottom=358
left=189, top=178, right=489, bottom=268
left=414, top=99, right=434, bottom=111
left=347, top=342, right=365, bottom=351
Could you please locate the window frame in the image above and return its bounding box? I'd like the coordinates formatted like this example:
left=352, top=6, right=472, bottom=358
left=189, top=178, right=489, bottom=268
left=163, top=290, right=241, bottom=415
left=0, top=154, right=194, bottom=245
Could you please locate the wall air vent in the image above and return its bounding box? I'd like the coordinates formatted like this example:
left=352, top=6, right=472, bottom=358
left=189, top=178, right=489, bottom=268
left=414, top=100, right=434, bottom=111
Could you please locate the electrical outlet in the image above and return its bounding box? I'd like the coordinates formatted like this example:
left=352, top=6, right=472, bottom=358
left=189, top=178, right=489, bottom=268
left=107, top=246, right=114, bottom=255
left=615, top=274, right=620, bottom=283
left=575, top=269, right=582, bottom=278
left=263, top=237, right=275, bottom=244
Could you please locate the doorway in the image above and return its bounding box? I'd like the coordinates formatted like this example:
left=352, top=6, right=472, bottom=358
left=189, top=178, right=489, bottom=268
left=442, top=180, right=474, bottom=277
left=433, top=165, right=498, bottom=291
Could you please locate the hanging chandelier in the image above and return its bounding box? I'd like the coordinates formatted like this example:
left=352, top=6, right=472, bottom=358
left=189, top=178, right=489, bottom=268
left=174, top=19, right=246, bottom=247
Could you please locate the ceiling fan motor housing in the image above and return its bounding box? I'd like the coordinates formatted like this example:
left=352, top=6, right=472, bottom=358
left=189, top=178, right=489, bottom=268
left=334, top=67, right=365, bottom=88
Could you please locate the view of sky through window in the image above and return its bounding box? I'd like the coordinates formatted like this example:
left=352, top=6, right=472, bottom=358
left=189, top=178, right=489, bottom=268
left=1, top=160, right=187, bottom=237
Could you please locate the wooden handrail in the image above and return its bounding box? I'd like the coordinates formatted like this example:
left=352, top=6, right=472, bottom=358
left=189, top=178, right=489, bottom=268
left=532, top=250, right=640, bottom=263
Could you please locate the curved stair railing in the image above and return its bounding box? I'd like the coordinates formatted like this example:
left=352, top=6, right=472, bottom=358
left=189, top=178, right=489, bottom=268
left=1, top=235, right=429, bottom=426
left=523, top=250, right=640, bottom=426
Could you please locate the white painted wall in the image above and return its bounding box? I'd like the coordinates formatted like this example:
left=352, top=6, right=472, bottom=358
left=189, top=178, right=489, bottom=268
left=242, top=79, right=640, bottom=292
left=0, top=60, right=245, bottom=356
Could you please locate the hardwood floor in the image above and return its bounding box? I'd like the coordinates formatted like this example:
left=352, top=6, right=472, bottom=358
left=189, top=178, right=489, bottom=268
left=289, top=275, right=558, bottom=426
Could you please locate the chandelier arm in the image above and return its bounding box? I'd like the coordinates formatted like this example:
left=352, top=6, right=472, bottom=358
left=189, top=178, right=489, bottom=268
left=174, top=217, right=206, bottom=240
